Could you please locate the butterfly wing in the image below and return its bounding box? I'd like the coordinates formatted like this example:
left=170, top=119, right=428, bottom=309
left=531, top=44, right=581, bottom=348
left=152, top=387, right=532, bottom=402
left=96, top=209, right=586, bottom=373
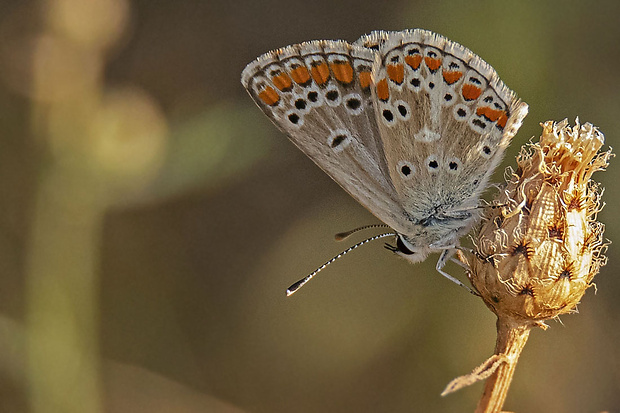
left=241, top=40, right=415, bottom=234
left=355, top=30, right=528, bottom=245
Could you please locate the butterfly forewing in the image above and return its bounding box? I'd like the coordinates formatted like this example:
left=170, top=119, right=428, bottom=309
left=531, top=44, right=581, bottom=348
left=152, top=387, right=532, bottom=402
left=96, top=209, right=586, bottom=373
left=241, top=39, right=415, bottom=234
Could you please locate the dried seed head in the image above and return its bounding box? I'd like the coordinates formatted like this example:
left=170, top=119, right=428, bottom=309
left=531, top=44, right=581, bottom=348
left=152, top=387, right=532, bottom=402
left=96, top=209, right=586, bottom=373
left=466, top=119, right=612, bottom=323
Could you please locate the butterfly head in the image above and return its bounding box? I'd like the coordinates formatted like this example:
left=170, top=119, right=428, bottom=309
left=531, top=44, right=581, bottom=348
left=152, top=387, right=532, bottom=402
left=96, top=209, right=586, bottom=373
left=391, top=234, right=432, bottom=264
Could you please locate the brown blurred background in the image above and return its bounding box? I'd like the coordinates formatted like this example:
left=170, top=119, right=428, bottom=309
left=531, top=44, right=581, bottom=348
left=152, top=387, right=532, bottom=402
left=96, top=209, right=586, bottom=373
left=0, top=0, right=618, bottom=412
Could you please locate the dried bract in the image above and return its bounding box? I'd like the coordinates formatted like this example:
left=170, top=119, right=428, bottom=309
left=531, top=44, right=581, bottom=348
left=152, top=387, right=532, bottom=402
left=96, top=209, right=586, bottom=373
left=466, top=119, right=612, bottom=323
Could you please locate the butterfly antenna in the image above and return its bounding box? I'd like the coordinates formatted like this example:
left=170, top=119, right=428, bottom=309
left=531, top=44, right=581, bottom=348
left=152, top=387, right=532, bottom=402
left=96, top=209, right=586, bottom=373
left=334, top=224, right=391, bottom=241
left=286, top=232, right=396, bottom=296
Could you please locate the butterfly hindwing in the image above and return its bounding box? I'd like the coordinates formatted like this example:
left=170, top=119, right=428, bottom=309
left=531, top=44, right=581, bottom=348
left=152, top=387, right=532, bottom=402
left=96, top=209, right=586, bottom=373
left=357, top=30, right=528, bottom=245
left=241, top=40, right=415, bottom=234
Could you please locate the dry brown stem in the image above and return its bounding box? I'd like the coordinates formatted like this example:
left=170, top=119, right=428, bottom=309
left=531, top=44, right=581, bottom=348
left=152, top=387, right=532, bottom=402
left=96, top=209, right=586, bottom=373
left=474, top=319, right=532, bottom=413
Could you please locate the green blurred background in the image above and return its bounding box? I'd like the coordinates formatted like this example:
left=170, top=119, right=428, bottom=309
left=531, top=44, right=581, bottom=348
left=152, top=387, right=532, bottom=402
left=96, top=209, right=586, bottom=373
left=0, top=0, right=618, bottom=412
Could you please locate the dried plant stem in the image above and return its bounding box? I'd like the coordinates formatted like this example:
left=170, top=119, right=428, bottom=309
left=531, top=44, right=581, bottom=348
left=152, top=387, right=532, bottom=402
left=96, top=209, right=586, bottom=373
left=475, top=318, right=532, bottom=413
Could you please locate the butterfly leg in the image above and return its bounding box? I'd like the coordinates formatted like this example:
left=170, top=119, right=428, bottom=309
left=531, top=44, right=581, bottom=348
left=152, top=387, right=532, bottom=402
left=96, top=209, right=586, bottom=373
left=450, top=257, right=470, bottom=270
left=436, top=249, right=475, bottom=295
left=450, top=247, right=473, bottom=270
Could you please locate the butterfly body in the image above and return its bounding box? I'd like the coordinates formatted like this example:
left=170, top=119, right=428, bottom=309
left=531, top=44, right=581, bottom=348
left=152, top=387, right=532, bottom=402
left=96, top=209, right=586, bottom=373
left=242, top=29, right=528, bottom=290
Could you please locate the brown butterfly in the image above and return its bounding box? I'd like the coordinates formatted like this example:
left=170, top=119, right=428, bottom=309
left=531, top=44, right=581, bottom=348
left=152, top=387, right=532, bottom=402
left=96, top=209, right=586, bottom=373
left=241, top=29, right=528, bottom=295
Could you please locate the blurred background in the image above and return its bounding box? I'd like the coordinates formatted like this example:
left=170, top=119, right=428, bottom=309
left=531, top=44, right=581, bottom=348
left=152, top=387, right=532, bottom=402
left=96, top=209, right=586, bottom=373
left=0, top=0, right=618, bottom=412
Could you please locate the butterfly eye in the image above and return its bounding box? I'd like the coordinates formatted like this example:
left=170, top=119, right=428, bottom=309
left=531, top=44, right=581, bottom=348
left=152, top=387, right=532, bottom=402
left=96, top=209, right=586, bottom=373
left=396, top=236, right=415, bottom=255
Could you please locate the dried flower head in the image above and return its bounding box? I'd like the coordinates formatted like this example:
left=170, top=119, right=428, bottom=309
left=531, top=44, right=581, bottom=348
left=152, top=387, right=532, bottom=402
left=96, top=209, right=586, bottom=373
left=466, top=119, right=612, bottom=323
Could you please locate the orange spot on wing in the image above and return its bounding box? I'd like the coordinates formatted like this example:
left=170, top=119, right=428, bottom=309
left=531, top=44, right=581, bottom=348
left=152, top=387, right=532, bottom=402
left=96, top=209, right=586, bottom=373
left=330, top=62, right=354, bottom=84
left=462, top=84, right=482, bottom=101
left=405, top=54, right=422, bottom=70
left=376, top=78, right=389, bottom=101
left=476, top=106, right=505, bottom=122
left=310, top=62, right=330, bottom=85
left=258, top=86, right=280, bottom=106
left=424, top=57, right=442, bottom=71
left=271, top=73, right=292, bottom=91
left=443, top=71, right=463, bottom=85
left=386, top=63, right=404, bottom=84
left=290, top=66, right=311, bottom=85
left=497, top=113, right=508, bottom=129
left=358, top=71, right=372, bottom=90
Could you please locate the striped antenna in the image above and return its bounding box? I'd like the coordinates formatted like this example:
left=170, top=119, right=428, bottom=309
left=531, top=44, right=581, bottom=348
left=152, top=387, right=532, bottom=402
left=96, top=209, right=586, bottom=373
left=334, top=223, right=391, bottom=241
left=286, top=232, right=396, bottom=296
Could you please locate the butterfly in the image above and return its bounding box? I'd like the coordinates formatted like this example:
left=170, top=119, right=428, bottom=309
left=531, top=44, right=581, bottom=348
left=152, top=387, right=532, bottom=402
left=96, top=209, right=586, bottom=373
left=241, top=29, right=528, bottom=295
